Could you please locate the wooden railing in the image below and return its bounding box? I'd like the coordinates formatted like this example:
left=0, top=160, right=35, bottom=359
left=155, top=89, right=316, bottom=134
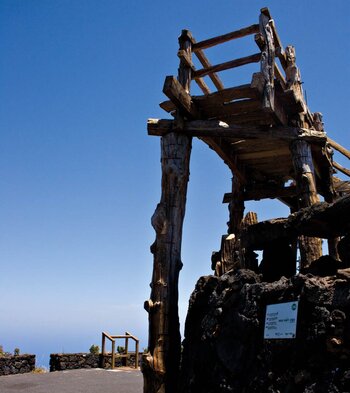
left=173, top=7, right=298, bottom=103
left=101, top=331, right=139, bottom=369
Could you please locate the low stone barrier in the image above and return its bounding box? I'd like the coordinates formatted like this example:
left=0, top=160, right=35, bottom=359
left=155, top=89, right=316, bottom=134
left=0, top=354, right=36, bottom=376
left=50, top=353, right=142, bottom=372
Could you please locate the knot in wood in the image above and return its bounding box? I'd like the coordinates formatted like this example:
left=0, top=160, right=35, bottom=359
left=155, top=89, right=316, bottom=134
left=151, top=203, right=168, bottom=235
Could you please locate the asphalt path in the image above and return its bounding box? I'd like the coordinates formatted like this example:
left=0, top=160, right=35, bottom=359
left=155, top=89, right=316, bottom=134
left=0, top=368, right=143, bottom=393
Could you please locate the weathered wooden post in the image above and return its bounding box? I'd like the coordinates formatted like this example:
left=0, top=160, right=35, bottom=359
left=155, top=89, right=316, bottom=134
left=259, top=8, right=275, bottom=112
left=290, top=140, right=322, bottom=267
left=227, top=173, right=245, bottom=235
left=143, top=30, right=193, bottom=393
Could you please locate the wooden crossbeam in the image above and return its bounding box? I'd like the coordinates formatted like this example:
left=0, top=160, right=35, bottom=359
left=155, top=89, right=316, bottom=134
left=327, top=137, right=350, bottom=160
left=223, top=185, right=297, bottom=203
left=147, top=119, right=328, bottom=144
left=193, top=53, right=261, bottom=79
left=192, top=24, right=260, bottom=51
left=192, top=84, right=259, bottom=106
left=333, top=161, right=350, bottom=177
left=196, top=99, right=261, bottom=119
left=241, top=195, right=350, bottom=248
left=162, top=76, right=199, bottom=118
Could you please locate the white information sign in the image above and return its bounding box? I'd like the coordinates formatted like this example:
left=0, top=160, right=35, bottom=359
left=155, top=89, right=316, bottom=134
left=264, top=301, right=299, bottom=339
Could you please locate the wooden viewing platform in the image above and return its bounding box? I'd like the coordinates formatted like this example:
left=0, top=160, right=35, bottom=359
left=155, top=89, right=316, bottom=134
left=143, top=7, right=350, bottom=393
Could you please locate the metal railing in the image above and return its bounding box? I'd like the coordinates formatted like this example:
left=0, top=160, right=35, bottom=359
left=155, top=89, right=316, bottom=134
left=101, top=331, right=139, bottom=369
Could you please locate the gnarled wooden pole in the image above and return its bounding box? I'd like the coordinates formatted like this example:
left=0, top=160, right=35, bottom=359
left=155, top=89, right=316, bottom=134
left=290, top=140, right=322, bottom=267
left=143, top=30, right=193, bottom=393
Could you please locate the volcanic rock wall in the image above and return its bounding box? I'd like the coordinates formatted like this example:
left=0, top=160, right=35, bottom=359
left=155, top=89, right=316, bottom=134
left=180, top=268, right=350, bottom=393
left=0, top=354, right=35, bottom=376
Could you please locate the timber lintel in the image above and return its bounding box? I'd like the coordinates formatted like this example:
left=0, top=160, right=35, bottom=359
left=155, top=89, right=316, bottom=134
left=147, top=118, right=328, bottom=144
left=223, top=185, right=297, bottom=203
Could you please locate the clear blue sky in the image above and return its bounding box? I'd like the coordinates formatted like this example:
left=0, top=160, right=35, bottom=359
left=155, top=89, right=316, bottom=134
left=1, top=0, right=349, bottom=367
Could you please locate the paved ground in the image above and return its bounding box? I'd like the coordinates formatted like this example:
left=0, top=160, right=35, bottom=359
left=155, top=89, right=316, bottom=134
left=0, top=368, right=143, bottom=393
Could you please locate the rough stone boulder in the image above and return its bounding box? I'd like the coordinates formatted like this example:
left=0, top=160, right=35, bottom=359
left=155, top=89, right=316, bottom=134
left=180, top=269, right=350, bottom=393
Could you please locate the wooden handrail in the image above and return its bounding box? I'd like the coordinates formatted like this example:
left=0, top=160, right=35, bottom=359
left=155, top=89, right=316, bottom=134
left=328, top=137, right=350, bottom=160
left=193, top=53, right=261, bottom=79
left=333, top=161, right=350, bottom=177
left=192, top=24, right=259, bottom=51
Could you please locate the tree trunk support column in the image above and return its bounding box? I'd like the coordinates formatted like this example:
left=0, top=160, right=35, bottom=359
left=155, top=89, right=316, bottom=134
left=143, top=30, right=193, bottom=393
left=290, top=139, right=322, bottom=267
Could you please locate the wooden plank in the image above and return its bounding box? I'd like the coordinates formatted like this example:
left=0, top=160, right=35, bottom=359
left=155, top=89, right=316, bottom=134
left=193, top=53, right=261, bottom=79
left=147, top=119, right=328, bottom=143
left=192, top=84, right=259, bottom=107
left=197, top=98, right=261, bottom=119
left=192, top=24, right=260, bottom=51
left=162, top=76, right=199, bottom=118
left=327, top=137, right=350, bottom=160
left=333, top=161, right=350, bottom=177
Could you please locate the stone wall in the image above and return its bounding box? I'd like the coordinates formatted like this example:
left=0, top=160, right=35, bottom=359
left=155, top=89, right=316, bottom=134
left=0, top=355, right=36, bottom=376
left=50, top=353, right=142, bottom=372
left=180, top=268, right=350, bottom=393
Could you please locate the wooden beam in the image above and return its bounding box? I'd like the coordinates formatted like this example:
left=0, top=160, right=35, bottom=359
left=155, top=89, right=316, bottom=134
left=223, top=185, right=297, bottom=203
left=327, top=137, right=350, bottom=160
left=147, top=118, right=328, bottom=144
left=197, top=98, right=261, bottom=119
left=162, top=76, right=199, bottom=118
left=193, top=53, right=261, bottom=79
left=192, top=84, right=259, bottom=106
left=192, top=24, right=260, bottom=51
left=333, top=161, right=350, bottom=177
left=241, top=195, right=350, bottom=249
